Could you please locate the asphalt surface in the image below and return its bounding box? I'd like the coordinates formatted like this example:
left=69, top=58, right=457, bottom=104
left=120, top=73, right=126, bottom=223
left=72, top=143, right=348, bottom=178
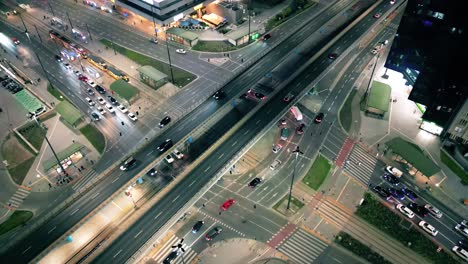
left=0, top=0, right=354, bottom=262
left=92, top=1, right=400, bottom=262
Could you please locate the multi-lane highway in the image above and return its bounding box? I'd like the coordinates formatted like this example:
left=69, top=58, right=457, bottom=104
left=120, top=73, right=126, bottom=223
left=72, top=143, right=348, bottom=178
left=0, top=0, right=360, bottom=261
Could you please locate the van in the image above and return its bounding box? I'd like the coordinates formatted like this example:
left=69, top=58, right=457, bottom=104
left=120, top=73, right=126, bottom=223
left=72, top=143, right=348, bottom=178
left=280, top=128, right=289, bottom=140
left=385, top=166, right=403, bottom=178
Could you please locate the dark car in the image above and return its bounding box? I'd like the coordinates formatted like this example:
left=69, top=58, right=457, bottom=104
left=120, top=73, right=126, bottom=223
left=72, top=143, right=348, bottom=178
left=408, top=203, right=428, bottom=217
left=296, top=123, right=305, bottom=135
left=383, top=173, right=400, bottom=186
left=87, top=88, right=95, bottom=96
left=192, top=220, right=205, bottom=233
left=55, top=55, right=63, bottom=62
left=157, top=139, right=173, bottom=152
left=159, top=116, right=171, bottom=128
left=119, top=157, right=137, bottom=171
left=459, top=240, right=468, bottom=251
left=247, top=89, right=266, bottom=100
left=162, top=251, right=178, bottom=264
left=328, top=53, right=338, bottom=59
left=107, top=95, right=118, bottom=105
left=373, top=186, right=391, bottom=200
left=147, top=168, right=157, bottom=176
left=248, top=178, right=262, bottom=188
left=91, top=112, right=100, bottom=121
left=213, top=90, right=224, bottom=100
left=314, top=113, right=324, bottom=123
left=205, top=227, right=222, bottom=241
left=387, top=187, right=405, bottom=200
left=263, top=33, right=271, bottom=40
left=402, top=188, right=418, bottom=201
left=95, top=85, right=106, bottom=94
left=283, top=92, right=294, bottom=102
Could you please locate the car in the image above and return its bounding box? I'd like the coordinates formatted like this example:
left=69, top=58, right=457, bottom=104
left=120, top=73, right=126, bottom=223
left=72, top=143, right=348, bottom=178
left=272, top=144, right=282, bottom=153
left=91, top=112, right=100, bottom=121
left=119, top=157, right=137, bottom=171
left=85, top=97, right=95, bottom=106
left=173, top=149, right=184, bottom=159
left=396, top=204, right=415, bottom=218
left=278, top=118, right=287, bottom=126
left=150, top=38, right=158, bottom=44
left=12, top=37, right=20, bottom=45
left=205, top=227, right=222, bottom=241
left=401, top=187, right=418, bottom=201
left=87, top=80, right=97, bottom=88
left=64, top=63, right=72, bottom=70
left=373, top=13, right=381, bottom=18
left=35, top=107, right=46, bottom=116
left=387, top=187, right=405, bottom=200
left=175, top=49, right=186, bottom=54
left=165, top=154, right=174, bottom=164
left=192, top=220, right=204, bottom=233
left=452, top=246, right=468, bottom=261
left=95, top=85, right=106, bottom=94
left=314, top=113, right=324, bottom=123
left=128, top=112, right=137, bottom=121
left=383, top=173, right=400, bottom=186
left=283, top=92, right=294, bottom=102
left=385, top=166, right=403, bottom=178
left=459, top=240, right=468, bottom=251
left=371, top=48, right=378, bottom=55
left=328, top=53, right=338, bottom=59
left=107, top=95, right=118, bottom=105
left=55, top=55, right=63, bottom=62
left=213, top=90, right=224, bottom=100
left=423, top=204, right=442, bottom=218
left=419, top=221, right=438, bottom=236
left=105, top=103, right=115, bottom=113
left=162, top=251, right=179, bottom=264
left=373, top=186, right=391, bottom=200
left=270, top=159, right=282, bottom=170
left=220, top=199, right=235, bottom=211
left=97, top=97, right=105, bottom=105
left=263, top=33, right=271, bottom=40
left=73, top=70, right=81, bottom=76
left=147, top=168, right=157, bottom=176
left=455, top=224, right=468, bottom=237
left=78, top=74, right=89, bottom=82
left=296, top=123, right=305, bottom=135
left=157, top=139, right=173, bottom=152
left=248, top=177, right=262, bottom=188
left=159, top=116, right=171, bottom=128
left=117, top=105, right=128, bottom=113
left=408, top=203, right=428, bottom=217
left=97, top=106, right=106, bottom=115
left=86, top=88, right=95, bottom=96
left=390, top=0, right=395, bottom=4
left=247, top=89, right=266, bottom=100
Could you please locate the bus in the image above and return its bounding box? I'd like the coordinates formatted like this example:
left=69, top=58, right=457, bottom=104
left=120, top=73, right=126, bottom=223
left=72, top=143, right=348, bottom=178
left=107, top=66, right=129, bottom=82
left=290, top=106, right=303, bottom=121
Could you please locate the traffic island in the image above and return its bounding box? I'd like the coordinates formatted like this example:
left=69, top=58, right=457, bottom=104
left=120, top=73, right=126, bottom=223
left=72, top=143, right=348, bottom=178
left=1, top=133, right=37, bottom=185
left=273, top=195, right=305, bottom=216
left=302, top=155, right=333, bottom=191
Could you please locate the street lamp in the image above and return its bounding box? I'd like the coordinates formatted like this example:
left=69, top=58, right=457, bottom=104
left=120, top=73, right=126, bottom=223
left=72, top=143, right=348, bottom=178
left=286, top=146, right=303, bottom=210
left=164, top=37, right=175, bottom=84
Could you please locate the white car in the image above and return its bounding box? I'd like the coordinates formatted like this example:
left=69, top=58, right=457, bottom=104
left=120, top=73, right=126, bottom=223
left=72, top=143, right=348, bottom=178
left=86, top=88, right=95, bottom=96
left=396, top=204, right=414, bottom=218
left=424, top=204, right=443, bottom=218
left=118, top=105, right=128, bottom=113
left=385, top=166, right=403, bottom=178
left=97, top=106, right=106, bottom=115
left=128, top=112, right=137, bottom=121
left=452, top=246, right=468, bottom=261
left=97, top=97, right=106, bottom=105
left=87, top=80, right=97, bottom=88
left=64, top=63, right=72, bottom=70
left=175, top=49, right=186, bottom=54
left=272, top=144, right=282, bottom=153
left=418, top=221, right=438, bottom=236
left=105, top=103, right=115, bottom=113
left=455, top=224, right=468, bottom=237
left=173, top=149, right=184, bottom=159
left=270, top=159, right=282, bottom=170
left=73, top=69, right=81, bottom=76
left=85, top=97, right=95, bottom=106
left=371, top=48, right=378, bottom=54
left=165, top=154, right=174, bottom=164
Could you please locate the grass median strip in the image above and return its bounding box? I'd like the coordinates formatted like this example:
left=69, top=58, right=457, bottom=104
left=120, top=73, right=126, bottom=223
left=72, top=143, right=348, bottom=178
left=339, top=89, right=356, bottom=133
left=356, top=193, right=458, bottom=263
left=335, top=231, right=392, bottom=264
left=80, top=124, right=105, bottom=154
left=302, top=154, right=332, bottom=190
left=0, top=210, right=33, bottom=236
left=440, top=149, right=468, bottom=185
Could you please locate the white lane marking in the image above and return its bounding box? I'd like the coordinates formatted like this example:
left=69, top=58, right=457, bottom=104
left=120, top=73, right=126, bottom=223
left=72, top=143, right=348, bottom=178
left=243, top=130, right=250, bottom=135
left=189, top=180, right=196, bottom=187
left=218, top=153, right=225, bottom=160
left=172, top=195, right=180, bottom=202
left=70, top=208, right=80, bottom=216
left=255, top=120, right=261, bottom=125
left=22, top=246, right=31, bottom=254
left=146, top=150, right=154, bottom=156
left=204, top=166, right=211, bottom=172
left=48, top=226, right=56, bottom=234
left=134, top=230, right=143, bottom=238
left=90, top=192, right=100, bottom=200
left=154, top=212, right=162, bottom=220
left=232, top=141, right=238, bottom=147
left=113, top=249, right=122, bottom=258
left=112, top=177, right=119, bottom=183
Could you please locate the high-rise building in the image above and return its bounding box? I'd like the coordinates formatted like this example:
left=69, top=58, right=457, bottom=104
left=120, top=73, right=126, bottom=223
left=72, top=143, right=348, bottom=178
left=384, top=0, right=467, bottom=134
left=446, top=99, right=468, bottom=144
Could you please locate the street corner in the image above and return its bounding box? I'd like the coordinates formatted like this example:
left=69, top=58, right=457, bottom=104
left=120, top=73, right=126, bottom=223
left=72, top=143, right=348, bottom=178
left=197, top=238, right=272, bottom=264
left=335, top=176, right=366, bottom=211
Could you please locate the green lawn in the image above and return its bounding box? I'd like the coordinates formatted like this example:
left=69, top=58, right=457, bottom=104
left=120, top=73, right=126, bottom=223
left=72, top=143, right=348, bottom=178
left=273, top=195, right=305, bottom=212
left=80, top=124, right=105, bottom=154
left=9, top=157, right=35, bottom=185
left=100, top=39, right=196, bottom=87
left=335, top=232, right=392, bottom=264
left=356, top=193, right=458, bottom=263
left=440, top=149, right=468, bottom=185
left=366, top=81, right=391, bottom=112
left=265, top=0, right=316, bottom=31
left=110, top=79, right=138, bottom=101
left=192, top=41, right=238, bottom=52
left=0, top=210, right=33, bottom=236
left=302, top=155, right=332, bottom=190
left=339, top=89, right=356, bottom=133
left=47, top=84, right=65, bottom=101
left=56, top=100, right=83, bottom=126
left=17, top=122, right=45, bottom=151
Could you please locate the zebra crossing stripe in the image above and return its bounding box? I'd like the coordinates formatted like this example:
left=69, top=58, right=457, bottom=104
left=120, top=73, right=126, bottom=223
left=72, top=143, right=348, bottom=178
left=152, top=235, right=198, bottom=264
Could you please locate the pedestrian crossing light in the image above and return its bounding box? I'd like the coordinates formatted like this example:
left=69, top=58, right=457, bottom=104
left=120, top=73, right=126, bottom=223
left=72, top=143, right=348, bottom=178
left=251, top=33, right=259, bottom=40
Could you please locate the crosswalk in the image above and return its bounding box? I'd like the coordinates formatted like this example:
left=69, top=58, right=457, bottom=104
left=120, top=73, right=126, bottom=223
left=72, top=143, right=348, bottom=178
left=344, top=144, right=378, bottom=186
left=151, top=235, right=198, bottom=264
left=7, top=187, right=30, bottom=208
left=72, top=169, right=97, bottom=191
left=277, top=228, right=328, bottom=264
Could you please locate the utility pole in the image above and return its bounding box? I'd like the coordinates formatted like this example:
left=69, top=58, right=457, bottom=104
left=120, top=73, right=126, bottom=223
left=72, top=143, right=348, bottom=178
left=18, top=12, right=28, bottom=33
left=66, top=11, right=74, bottom=30
left=165, top=38, right=175, bottom=84
left=33, top=117, right=67, bottom=175
left=85, top=24, right=93, bottom=40
left=110, top=35, right=117, bottom=55
left=47, top=1, right=56, bottom=17
left=247, top=0, right=251, bottom=43
left=287, top=146, right=303, bottom=210
left=365, top=52, right=380, bottom=96
left=150, top=5, right=158, bottom=38
left=34, top=24, right=42, bottom=43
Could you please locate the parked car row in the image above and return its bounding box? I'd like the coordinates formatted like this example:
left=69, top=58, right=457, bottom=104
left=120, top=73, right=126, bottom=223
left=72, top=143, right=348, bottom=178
left=1, top=75, right=24, bottom=94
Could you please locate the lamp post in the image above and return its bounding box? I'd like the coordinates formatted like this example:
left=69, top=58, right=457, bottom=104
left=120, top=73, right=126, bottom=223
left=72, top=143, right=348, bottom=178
left=47, top=1, right=56, bottom=17
left=165, top=38, right=175, bottom=84
left=286, top=146, right=303, bottom=210
left=33, top=117, right=67, bottom=175
left=365, top=51, right=381, bottom=96
left=150, top=4, right=158, bottom=38
left=247, top=0, right=251, bottom=43
left=66, top=11, right=74, bottom=30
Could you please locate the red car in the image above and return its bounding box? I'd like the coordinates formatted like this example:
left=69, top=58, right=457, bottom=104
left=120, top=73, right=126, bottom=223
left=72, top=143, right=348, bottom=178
left=12, top=38, right=20, bottom=45
left=78, top=74, right=89, bottom=82
left=220, top=199, right=235, bottom=211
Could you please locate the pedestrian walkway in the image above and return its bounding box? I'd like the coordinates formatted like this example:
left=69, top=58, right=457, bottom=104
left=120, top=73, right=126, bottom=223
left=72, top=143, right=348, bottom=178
left=151, top=235, right=198, bottom=264
left=344, top=144, right=380, bottom=186
left=320, top=123, right=347, bottom=161
left=335, top=138, right=354, bottom=167
left=276, top=228, right=328, bottom=264
left=72, top=169, right=97, bottom=191
left=267, top=223, right=297, bottom=248
left=6, top=187, right=30, bottom=209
